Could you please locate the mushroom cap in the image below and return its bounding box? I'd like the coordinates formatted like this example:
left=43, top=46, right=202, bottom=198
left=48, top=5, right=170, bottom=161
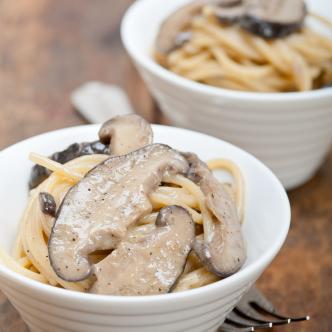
left=184, top=152, right=246, bottom=277
left=98, top=114, right=153, bottom=155
left=30, top=115, right=153, bottom=189
left=48, top=144, right=189, bottom=282
left=240, top=0, right=307, bottom=39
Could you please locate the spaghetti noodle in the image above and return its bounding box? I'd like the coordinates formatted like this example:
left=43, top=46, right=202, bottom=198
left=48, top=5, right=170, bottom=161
left=156, top=5, right=332, bottom=92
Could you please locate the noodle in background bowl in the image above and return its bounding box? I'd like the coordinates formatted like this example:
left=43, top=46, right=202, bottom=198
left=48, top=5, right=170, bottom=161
left=121, top=0, right=332, bottom=190
left=0, top=125, right=290, bottom=332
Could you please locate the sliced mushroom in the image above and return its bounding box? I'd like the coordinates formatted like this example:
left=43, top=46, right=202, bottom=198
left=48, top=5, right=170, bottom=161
left=29, top=141, right=109, bottom=189
left=155, top=0, right=205, bottom=56
left=184, top=153, right=245, bottom=277
left=240, top=0, right=307, bottom=39
left=48, top=144, right=188, bottom=282
left=91, top=206, right=195, bottom=295
left=156, top=0, right=241, bottom=56
left=98, top=114, right=153, bottom=155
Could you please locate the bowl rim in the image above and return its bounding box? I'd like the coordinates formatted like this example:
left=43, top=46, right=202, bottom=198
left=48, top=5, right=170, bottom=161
left=121, top=0, right=332, bottom=104
left=0, top=124, right=291, bottom=306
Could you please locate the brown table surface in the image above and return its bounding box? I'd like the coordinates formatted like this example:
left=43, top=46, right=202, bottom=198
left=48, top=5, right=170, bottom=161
left=0, top=1, right=331, bottom=331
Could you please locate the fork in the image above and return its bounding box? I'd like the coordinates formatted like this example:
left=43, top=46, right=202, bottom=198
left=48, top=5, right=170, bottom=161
left=71, top=83, right=310, bottom=331
left=219, top=286, right=310, bottom=331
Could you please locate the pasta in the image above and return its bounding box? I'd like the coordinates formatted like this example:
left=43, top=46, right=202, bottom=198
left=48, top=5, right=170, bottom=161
left=156, top=5, right=332, bottom=92
left=2, top=153, right=244, bottom=293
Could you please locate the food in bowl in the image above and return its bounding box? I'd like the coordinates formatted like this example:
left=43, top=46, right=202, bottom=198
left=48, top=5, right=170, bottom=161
left=0, top=115, right=246, bottom=296
left=155, top=0, right=332, bottom=92
left=0, top=123, right=290, bottom=332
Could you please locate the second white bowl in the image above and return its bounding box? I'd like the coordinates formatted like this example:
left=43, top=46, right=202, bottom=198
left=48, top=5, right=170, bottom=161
left=121, top=0, right=332, bottom=189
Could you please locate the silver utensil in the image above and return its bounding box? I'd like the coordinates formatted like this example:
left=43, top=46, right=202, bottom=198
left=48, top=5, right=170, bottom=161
left=71, top=81, right=134, bottom=123
left=219, top=286, right=310, bottom=331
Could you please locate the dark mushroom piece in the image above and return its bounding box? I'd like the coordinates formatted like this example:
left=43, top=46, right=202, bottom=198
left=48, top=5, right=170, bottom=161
left=240, top=0, right=307, bottom=39
left=91, top=206, right=195, bottom=295
left=98, top=114, right=153, bottom=156
left=48, top=144, right=189, bottom=282
left=39, top=192, right=57, bottom=217
left=215, top=0, right=242, bottom=5
left=29, top=141, right=109, bottom=190
left=184, top=153, right=246, bottom=277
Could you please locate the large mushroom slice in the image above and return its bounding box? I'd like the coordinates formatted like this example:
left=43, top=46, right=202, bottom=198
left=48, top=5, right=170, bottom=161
left=240, top=0, right=307, bottom=39
left=185, top=153, right=245, bottom=277
left=48, top=144, right=188, bottom=282
left=98, top=114, right=153, bottom=155
left=91, top=206, right=195, bottom=295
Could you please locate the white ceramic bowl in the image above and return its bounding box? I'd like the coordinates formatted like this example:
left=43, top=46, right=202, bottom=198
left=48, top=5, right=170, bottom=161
left=121, top=0, right=332, bottom=190
left=0, top=125, right=290, bottom=332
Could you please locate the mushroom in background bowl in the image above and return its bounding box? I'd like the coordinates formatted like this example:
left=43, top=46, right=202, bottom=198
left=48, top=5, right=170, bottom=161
left=154, top=0, right=330, bottom=92
left=121, top=0, right=332, bottom=189
left=0, top=121, right=290, bottom=331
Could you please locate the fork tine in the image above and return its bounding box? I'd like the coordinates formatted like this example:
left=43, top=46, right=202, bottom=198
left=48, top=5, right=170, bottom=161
left=289, top=316, right=310, bottom=322
left=228, top=311, right=273, bottom=328
left=234, top=307, right=290, bottom=326
left=236, top=286, right=309, bottom=326
left=250, top=302, right=310, bottom=323
left=225, top=318, right=271, bottom=330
